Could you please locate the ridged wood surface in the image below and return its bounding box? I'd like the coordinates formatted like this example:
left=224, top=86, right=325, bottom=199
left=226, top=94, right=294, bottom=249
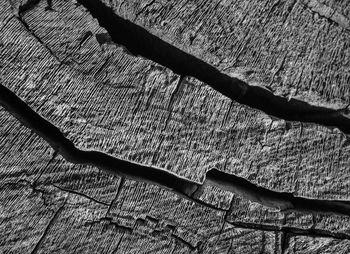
left=1, top=0, right=350, bottom=253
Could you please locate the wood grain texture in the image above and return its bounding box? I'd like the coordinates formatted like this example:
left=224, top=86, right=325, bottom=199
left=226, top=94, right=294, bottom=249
left=285, top=235, right=350, bottom=254
left=1, top=0, right=349, bottom=198
left=1, top=110, right=349, bottom=253
left=108, top=0, right=350, bottom=107
left=1, top=0, right=350, bottom=252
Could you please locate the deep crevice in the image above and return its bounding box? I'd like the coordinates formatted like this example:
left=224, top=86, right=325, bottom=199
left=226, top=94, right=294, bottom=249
left=1, top=84, right=350, bottom=218
left=76, top=0, right=350, bottom=134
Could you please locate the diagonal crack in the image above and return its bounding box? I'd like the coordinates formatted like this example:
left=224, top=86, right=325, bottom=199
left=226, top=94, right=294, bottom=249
left=1, top=83, right=350, bottom=218
left=76, top=0, right=350, bottom=135
left=52, top=184, right=110, bottom=206
left=15, top=15, right=61, bottom=63
left=134, top=0, right=157, bottom=21
left=30, top=201, right=66, bottom=254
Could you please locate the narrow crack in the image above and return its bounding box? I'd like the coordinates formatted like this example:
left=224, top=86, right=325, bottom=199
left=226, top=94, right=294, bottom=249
left=171, top=233, right=198, bottom=251
left=86, top=217, right=197, bottom=251
left=16, top=16, right=61, bottom=63
left=0, top=83, right=221, bottom=212
left=76, top=0, right=350, bottom=134
left=134, top=0, right=156, bottom=21
left=2, top=179, right=50, bottom=206
left=106, top=176, right=125, bottom=214
left=7, top=0, right=350, bottom=245
left=32, top=150, right=58, bottom=186
left=30, top=201, right=66, bottom=254
left=1, top=84, right=350, bottom=218
left=85, top=217, right=133, bottom=233
left=52, top=184, right=110, bottom=206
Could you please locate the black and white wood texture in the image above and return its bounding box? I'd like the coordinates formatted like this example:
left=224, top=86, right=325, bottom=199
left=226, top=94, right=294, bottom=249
left=0, top=0, right=350, bottom=253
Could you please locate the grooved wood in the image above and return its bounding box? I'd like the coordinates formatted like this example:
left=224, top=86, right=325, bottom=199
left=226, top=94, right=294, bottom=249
left=1, top=0, right=349, bottom=252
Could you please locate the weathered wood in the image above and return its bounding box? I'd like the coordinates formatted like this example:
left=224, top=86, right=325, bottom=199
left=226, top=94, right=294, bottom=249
left=109, top=0, right=350, bottom=106
left=1, top=0, right=350, bottom=252
left=1, top=109, right=350, bottom=252
left=285, top=235, right=350, bottom=253
left=0, top=0, right=349, bottom=198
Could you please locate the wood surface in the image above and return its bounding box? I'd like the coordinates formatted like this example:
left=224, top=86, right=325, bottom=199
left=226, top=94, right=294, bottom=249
left=1, top=0, right=350, bottom=253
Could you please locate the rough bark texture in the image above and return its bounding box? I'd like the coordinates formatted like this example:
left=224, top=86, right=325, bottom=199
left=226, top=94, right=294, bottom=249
left=0, top=0, right=350, bottom=253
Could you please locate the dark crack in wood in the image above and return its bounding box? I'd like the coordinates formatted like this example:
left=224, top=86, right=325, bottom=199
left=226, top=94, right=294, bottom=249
left=30, top=202, right=66, bottom=254
left=52, top=184, right=110, bottom=206
left=1, top=84, right=350, bottom=218
left=76, top=0, right=350, bottom=135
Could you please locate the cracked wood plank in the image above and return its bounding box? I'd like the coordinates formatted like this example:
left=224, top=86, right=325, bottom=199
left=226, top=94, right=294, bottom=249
left=76, top=0, right=350, bottom=135
left=107, top=0, right=350, bottom=107
left=0, top=0, right=349, bottom=199
left=1, top=106, right=350, bottom=252
left=1, top=0, right=350, bottom=252
left=5, top=81, right=350, bottom=216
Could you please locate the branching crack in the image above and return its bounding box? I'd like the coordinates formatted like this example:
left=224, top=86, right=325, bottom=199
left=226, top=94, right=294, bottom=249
left=76, top=0, right=350, bottom=135
left=4, top=0, right=350, bottom=246
left=1, top=84, right=350, bottom=219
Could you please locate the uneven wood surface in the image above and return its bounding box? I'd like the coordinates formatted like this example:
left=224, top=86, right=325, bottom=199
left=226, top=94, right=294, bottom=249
left=2, top=108, right=350, bottom=253
left=1, top=0, right=350, bottom=253
left=108, top=0, right=350, bottom=105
